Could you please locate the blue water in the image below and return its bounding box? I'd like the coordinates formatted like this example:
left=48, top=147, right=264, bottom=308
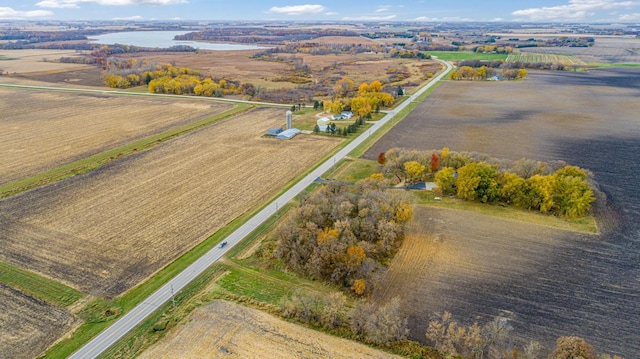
left=88, top=31, right=265, bottom=51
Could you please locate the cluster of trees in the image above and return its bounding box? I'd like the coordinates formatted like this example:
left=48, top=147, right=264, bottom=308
left=473, top=45, right=514, bottom=54
left=102, top=62, right=255, bottom=98
left=450, top=65, right=527, bottom=80
left=281, top=290, right=408, bottom=345
left=323, top=78, right=396, bottom=117
left=382, top=148, right=595, bottom=218
left=315, top=117, right=367, bottom=137
left=275, top=179, right=413, bottom=296
left=426, top=312, right=621, bottom=359
left=459, top=59, right=570, bottom=71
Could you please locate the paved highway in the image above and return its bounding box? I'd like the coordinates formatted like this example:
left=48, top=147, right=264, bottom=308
left=68, top=59, right=453, bottom=358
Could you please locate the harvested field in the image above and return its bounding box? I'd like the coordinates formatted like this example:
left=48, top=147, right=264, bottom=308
left=0, top=88, right=233, bottom=185
left=365, top=69, right=640, bottom=358
left=138, top=300, right=401, bottom=359
left=0, top=283, right=80, bottom=359
left=0, top=49, right=89, bottom=74
left=520, top=37, right=640, bottom=64
left=377, top=207, right=638, bottom=355
left=507, top=52, right=586, bottom=66
left=0, top=107, right=340, bottom=297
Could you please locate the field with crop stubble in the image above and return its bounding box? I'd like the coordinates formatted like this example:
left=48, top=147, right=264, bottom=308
left=365, top=68, right=640, bottom=357
left=0, top=107, right=341, bottom=298
left=138, top=300, right=401, bottom=359
left=0, top=283, right=80, bottom=359
left=0, top=88, right=233, bottom=185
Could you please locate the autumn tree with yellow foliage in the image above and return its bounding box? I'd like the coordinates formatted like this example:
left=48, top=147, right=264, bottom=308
left=276, top=178, right=412, bottom=294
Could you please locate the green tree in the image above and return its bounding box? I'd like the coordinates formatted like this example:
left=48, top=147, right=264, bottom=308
left=404, top=161, right=425, bottom=184
left=435, top=167, right=456, bottom=195
left=500, top=172, right=528, bottom=207
left=456, top=162, right=500, bottom=203
left=526, top=174, right=555, bottom=213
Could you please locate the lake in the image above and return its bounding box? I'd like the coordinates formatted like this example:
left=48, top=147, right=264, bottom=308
left=88, top=31, right=266, bottom=51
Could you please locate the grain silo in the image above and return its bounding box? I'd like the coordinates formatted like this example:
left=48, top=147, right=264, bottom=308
left=286, top=110, right=293, bottom=130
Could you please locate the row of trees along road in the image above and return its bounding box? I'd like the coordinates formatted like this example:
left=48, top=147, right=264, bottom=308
left=380, top=148, right=595, bottom=218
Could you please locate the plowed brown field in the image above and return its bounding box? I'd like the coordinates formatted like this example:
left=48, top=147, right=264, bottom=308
left=0, top=107, right=340, bottom=297
left=366, top=69, right=640, bottom=358
left=0, top=284, right=80, bottom=359
left=138, top=300, right=401, bottom=359
left=0, top=88, right=233, bottom=185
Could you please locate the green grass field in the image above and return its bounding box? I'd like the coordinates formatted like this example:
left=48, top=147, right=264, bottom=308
left=0, top=262, right=84, bottom=307
left=426, top=51, right=508, bottom=61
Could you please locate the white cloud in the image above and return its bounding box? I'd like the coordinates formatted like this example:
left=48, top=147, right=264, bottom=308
left=0, top=7, right=53, bottom=19
left=376, top=5, right=391, bottom=13
left=342, top=14, right=397, bottom=21
left=36, top=0, right=79, bottom=8
left=325, top=11, right=338, bottom=16
left=512, top=0, right=637, bottom=21
left=37, top=0, right=187, bottom=8
left=267, top=4, right=326, bottom=15
left=113, top=15, right=143, bottom=20
left=619, top=12, right=640, bottom=19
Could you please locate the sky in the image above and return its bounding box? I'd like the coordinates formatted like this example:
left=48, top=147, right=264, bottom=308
left=1, top=0, right=640, bottom=22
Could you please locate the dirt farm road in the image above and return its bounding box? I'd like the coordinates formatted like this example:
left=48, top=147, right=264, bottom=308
left=66, top=60, right=453, bottom=358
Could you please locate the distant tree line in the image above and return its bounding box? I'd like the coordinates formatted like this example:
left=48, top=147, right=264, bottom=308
left=450, top=65, right=527, bottom=80
left=458, top=59, right=569, bottom=71
left=175, top=27, right=360, bottom=45
left=382, top=148, right=596, bottom=218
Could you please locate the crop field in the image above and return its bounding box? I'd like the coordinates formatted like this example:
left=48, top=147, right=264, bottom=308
left=138, top=300, right=400, bottom=359
left=0, top=88, right=233, bottom=185
left=0, top=107, right=341, bottom=297
left=506, top=52, right=586, bottom=65
left=365, top=68, right=640, bottom=358
left=0, top=284, right=80, bottom=359
left=0, top=49, right=89, bottom=74
left=519, top=37, right=640, bottom=64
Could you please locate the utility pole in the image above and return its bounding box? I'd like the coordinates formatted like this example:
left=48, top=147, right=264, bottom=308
left=171, top=284, right=176, bottom=319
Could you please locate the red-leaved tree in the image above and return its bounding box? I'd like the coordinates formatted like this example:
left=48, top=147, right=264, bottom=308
left=431, top=152, right=440, bottom=172
left=378, top=152, right=387, bottom=165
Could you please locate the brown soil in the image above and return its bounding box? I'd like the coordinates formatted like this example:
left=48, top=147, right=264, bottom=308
left=0, top=88, right=233, bottom=185
left=0, top=107, right=341, bottom=297
left=366, top=69, right=640, bottom=358
left=0, top=283, right=80, bottom=359
left=138, top=300, right=401, bottom=359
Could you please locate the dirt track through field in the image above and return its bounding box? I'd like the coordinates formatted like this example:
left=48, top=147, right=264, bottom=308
left=0, top=107, right=340, bottom=297
left=366, top=69, right=640, bottom=357
left=0, top=283, right=80, bottom=359
left=138, top=300, right=401, bottom=359
left=0, top=88, right=233, bottom=185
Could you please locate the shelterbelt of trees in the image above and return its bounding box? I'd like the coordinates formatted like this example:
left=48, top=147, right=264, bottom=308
left=276, top=179, right=413, bottom=297
left=380, top=148, right=595, bottom=218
